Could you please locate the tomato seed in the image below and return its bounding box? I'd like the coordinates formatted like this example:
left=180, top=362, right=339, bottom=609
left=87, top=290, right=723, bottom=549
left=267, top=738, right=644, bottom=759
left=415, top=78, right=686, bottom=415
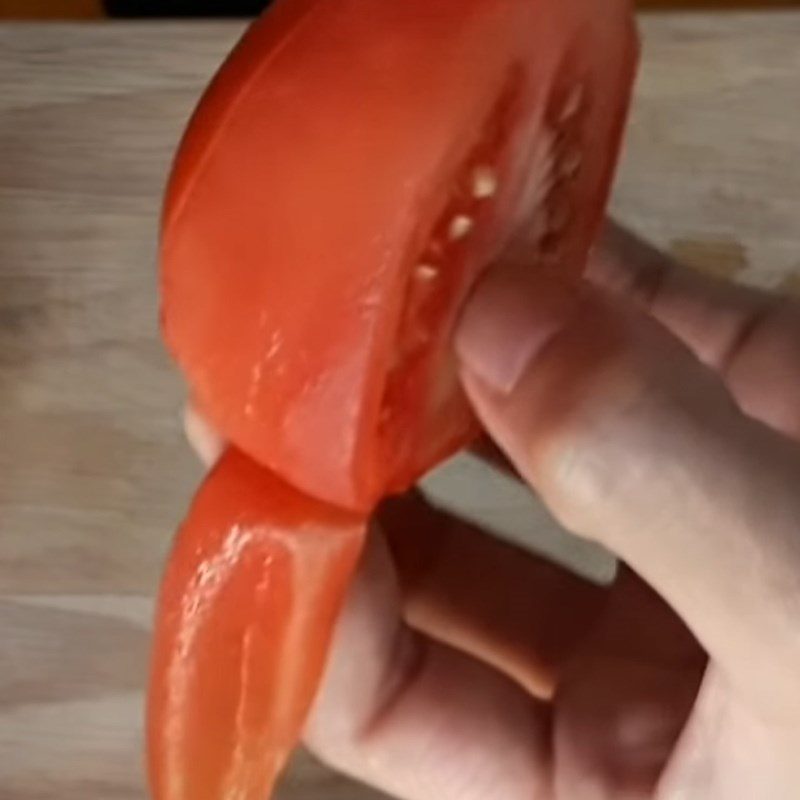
left=471, top=165, right=498, bottom=199
left=415, top=264, right=439, bottom=282
left=448, top=215, right=474, bottom=241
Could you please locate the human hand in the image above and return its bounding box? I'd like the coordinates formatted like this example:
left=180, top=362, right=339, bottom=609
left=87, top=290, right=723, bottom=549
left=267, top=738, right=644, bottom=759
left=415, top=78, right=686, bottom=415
left=186, top=223, right=800, bottom=799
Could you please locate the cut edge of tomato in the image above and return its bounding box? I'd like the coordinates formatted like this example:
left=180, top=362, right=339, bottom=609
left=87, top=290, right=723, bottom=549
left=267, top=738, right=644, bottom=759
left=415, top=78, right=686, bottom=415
left=583, top=15, right=641, bottom=250
left=147, top=448, right=367, bottom=800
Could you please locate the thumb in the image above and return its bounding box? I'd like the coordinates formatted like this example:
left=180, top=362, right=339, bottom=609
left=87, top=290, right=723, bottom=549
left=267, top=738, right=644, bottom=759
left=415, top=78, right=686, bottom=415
left=455, top=263, right=800, bottom=719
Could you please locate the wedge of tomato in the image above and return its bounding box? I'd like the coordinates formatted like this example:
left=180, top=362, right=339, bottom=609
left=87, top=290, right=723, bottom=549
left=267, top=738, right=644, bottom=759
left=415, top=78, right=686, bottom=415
left=161, top=0, right=638, bottom=511
left=148, top=449, right=365, bottom=800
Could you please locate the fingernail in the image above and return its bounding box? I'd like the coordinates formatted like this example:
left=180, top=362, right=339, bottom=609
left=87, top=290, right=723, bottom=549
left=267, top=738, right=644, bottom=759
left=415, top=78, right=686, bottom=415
left=456, top=266, right=580, bottom=394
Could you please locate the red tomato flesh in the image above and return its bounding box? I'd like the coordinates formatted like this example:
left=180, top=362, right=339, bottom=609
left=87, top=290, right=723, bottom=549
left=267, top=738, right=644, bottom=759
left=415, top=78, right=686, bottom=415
left=161, top=0, right=639, bottom=511
left=148, top=449, right=365, bottom=800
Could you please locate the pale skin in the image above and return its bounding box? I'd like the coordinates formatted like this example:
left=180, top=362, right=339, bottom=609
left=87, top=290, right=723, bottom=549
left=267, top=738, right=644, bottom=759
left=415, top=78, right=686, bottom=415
left=186, top=223, right=800, bottom=799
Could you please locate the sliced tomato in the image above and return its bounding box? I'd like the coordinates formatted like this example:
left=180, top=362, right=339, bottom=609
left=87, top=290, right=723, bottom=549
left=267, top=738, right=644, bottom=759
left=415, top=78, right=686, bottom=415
left=147, top=449, right=365, bottom=800
left=161, top=0, right=638, bottom=511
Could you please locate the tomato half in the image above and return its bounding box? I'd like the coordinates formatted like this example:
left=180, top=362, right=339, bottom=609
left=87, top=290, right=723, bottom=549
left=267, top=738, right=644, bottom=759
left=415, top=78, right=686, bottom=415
left=147, top=449, right=365, bottom=800
left=161, top=0, right=638, bottom=510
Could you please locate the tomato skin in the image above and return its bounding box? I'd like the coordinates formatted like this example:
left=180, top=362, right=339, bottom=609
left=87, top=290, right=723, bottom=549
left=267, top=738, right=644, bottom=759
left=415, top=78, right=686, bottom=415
left=147, top=449, right=366, bottom=800
left=162, top=0, right=639, bottom=511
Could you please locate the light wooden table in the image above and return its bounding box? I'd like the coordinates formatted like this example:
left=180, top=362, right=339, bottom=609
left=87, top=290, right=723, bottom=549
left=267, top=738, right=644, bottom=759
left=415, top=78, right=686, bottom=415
left=1, top=13, right=799, bottom=800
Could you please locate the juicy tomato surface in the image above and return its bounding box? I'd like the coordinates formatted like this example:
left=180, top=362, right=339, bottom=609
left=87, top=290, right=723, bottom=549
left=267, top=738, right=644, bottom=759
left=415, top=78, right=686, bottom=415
left=162, top=0, right=637, bottom=511
left=147, top=449, right=366, bottom=800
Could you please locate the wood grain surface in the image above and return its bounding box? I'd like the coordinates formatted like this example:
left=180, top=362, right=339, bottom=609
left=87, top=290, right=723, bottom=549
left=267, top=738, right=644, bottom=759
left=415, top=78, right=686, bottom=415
left=1, top=13, right=799, bottom=800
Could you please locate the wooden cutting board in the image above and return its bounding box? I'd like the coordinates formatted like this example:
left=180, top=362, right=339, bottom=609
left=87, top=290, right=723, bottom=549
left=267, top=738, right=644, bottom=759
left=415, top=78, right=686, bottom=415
left=1, top=12, right=800, bottom=800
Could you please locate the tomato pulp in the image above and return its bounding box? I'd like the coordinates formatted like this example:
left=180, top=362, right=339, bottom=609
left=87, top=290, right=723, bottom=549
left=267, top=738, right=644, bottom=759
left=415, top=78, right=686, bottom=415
left=161, top=0, right=639, bottom=511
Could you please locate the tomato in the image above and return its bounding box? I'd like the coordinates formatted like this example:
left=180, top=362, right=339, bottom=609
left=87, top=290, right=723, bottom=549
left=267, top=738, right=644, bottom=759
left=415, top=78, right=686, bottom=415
left=147, top=449, right=366, bottom=800
left=161, top=0, right=637, bottom=511
left=153, top=1, right=639, bottom=796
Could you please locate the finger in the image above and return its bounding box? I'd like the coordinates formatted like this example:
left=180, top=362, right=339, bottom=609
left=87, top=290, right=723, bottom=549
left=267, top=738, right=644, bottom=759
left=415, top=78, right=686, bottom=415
left=554, top=568, right=706, bottom=798
left=306, top=532, right=552, bottom=800
left=383, top=496, right=706, bottom=798
left=456, top=263, right=800, bottom=720
left=380, top=492, right=606, bottom=699
left=588, top=221, right=776, bottom=370
left=183, top=401, right=225, bottom=466
left=591, top=222, right=800, bottom=440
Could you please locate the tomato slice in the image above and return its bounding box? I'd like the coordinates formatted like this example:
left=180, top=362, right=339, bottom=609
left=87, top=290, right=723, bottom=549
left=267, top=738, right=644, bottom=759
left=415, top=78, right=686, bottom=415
left=161, top=0, right=637, bottom=511
left=147, top=449, right=366, bottom=800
